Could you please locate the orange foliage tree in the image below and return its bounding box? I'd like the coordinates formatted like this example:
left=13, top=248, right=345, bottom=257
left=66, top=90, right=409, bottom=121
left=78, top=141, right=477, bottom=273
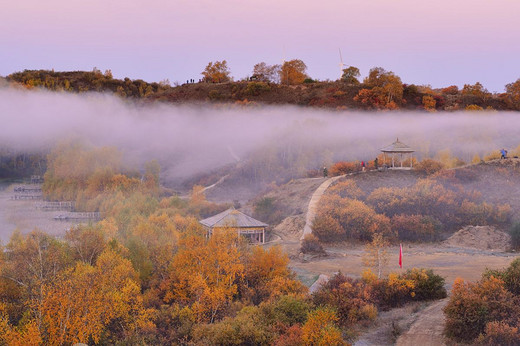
left=162, top=229, right=245, bottom=323
left=444, top=276, right=520, bottom=343
left=37, top=249, right=154, bottom=345
left=0, top=313, right=42, bottom=346
left=280, top=59, right=308, bottom=85
left=355, top=67, right=404, bottom=109
left=329, top=161, right=360, bottom=176
left=422, top=95, right=436, bottom=111
left=242, top=245, right=307, bottom=304
left=505, top=78, right=520, bottom=110
left=202, top=60, right=231, bottom=83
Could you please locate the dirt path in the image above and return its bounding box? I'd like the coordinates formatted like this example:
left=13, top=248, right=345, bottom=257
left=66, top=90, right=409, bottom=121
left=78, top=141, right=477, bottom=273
left=300, top=175, right=344, bottom=240
left=396, top=299, right=448, bottom=346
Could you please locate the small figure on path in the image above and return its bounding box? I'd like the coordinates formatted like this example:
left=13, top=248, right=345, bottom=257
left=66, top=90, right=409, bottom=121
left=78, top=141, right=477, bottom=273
left=374, top=157, right=379, bottom=169
left=361, top=161, right=366, bottom=172
left=501, top=149, right=508, bottom=159
left=323, top=166, right=328, bottom=177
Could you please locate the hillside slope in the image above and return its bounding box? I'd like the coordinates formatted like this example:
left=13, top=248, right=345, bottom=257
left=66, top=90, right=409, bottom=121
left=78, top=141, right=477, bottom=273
left=5, top=70, right=517, bottom=111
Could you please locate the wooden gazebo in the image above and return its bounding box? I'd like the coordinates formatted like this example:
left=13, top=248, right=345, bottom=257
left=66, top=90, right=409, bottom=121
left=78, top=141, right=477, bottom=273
left=380, top=138, right=414, bottom=169
left=199, top=208, right=268, bottom=244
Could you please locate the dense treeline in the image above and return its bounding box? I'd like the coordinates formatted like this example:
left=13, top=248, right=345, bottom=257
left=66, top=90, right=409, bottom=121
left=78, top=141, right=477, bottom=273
left=444, top=258, right=520, bottom=344
left=0, top=150, right=46, bottom=180
left=312, top=170, right=511, bottom=243
left=6, top=68, right=520, bottom=111
left=0, top=143, right=449, bottom=344
left=7, top=69, right=172, bottom=98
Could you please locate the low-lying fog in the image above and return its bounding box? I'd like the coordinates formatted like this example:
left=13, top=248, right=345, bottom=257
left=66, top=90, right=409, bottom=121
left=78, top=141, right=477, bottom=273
left=1, top=87, right=518, bottom=186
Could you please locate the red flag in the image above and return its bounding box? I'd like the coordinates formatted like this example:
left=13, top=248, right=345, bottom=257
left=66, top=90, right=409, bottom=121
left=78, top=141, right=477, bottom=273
left=399, top=243, right=403, bottom=268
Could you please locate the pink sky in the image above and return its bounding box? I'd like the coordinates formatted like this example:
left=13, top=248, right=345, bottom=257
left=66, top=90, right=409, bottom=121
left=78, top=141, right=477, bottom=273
left=2, top=0, right=519, bottom=91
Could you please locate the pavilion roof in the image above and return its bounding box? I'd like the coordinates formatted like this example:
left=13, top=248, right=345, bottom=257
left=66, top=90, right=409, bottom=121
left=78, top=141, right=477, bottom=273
left=380, top=138, right=414, bottom=153
left=199, top=208, right=268, bottom=228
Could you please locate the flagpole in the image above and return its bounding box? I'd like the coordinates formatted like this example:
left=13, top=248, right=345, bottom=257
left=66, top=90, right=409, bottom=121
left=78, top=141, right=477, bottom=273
left=399, top=243, right=403, bottom=269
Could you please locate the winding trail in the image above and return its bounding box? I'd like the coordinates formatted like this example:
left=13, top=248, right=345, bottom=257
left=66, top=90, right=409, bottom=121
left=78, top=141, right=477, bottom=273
left=396, top=298, right=448, bottom=346
left=300, top=175, right=344, bottom=240
left=200, top=174, right=229, bottom=193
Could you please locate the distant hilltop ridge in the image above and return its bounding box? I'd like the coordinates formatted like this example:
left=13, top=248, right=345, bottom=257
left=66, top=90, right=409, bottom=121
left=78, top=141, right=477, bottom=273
left=3, top=69, right=520, bottom=112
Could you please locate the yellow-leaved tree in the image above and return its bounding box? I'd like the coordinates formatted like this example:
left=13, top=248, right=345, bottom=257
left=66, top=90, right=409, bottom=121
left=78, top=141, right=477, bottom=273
left=301, top=307, right=346, bottom=345
left=362, top=233, right=389, bottom=278
left=37, top=248, right=154, bottom=345
left=162, top=228, right=245, bottom=323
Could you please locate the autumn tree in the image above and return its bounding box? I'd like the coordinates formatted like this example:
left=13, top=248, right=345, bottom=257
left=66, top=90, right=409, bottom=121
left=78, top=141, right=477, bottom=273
left=0, top=230, right=71, bottom=321
left=37, top=249, right=154, bottom=344
left=422, top=95, right=436, bottom=111
left=143, top=159, right=161, bottom=196
left=65, top=224, right=107, bottom=265
left=162, top=229, right=245, bottom=323
left=362, top=233, right=389, bottom=278
left=505, top=78, right=520, bottom=110
left=355, top=67, right=404, bottom=109
left=252, top=62, right=281, bottom=83
left=201, top=60, right=231, bottom=83
left=125, top=212, right=180, bottom=285
left=242, top=245, right=307, bottom=304
left=312, top=272, right=378, bottom=326
left=341, top=66, right=360, bottom=84
left=301, top=307, right=346, bottom=345
left=42, top=141, right=124, bottom=209
left=280, top=59, right=308, bottom=85
left=0, top=312, right=42, bottom=346
left=444, top=276, right=520, bottom=343
left=462, top=82, right=490, bottom=99
left=465, top=104, right=484, bottom=111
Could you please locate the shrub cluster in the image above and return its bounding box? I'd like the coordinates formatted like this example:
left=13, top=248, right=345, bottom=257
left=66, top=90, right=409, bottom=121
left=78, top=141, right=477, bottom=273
left=313, top=177, right=511, bottom=243
left=312, top=194, right=393, bottom=241
left=413, top=159, right=444, bottom=175
left=300, top=234, right=326, bottom=255
left=444, top=258, right=520, bottom=344
left=313, top=269, right=446, bottom=326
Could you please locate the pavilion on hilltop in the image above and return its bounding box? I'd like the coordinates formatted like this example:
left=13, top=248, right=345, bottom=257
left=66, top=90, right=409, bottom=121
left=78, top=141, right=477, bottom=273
left=380, top=138, right=415, bottom=169
left=199, top=208, right=268, bottom=244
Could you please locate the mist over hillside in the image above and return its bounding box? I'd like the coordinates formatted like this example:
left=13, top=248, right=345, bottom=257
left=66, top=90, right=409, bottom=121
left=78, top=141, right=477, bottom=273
left=1, top=87, right=518, bottom=186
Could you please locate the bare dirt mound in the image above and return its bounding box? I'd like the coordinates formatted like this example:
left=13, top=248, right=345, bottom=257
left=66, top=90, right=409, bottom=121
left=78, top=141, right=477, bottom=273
left=274, top=214, right=305, bottom=241
left=443, top=225, right=511, bottom=251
